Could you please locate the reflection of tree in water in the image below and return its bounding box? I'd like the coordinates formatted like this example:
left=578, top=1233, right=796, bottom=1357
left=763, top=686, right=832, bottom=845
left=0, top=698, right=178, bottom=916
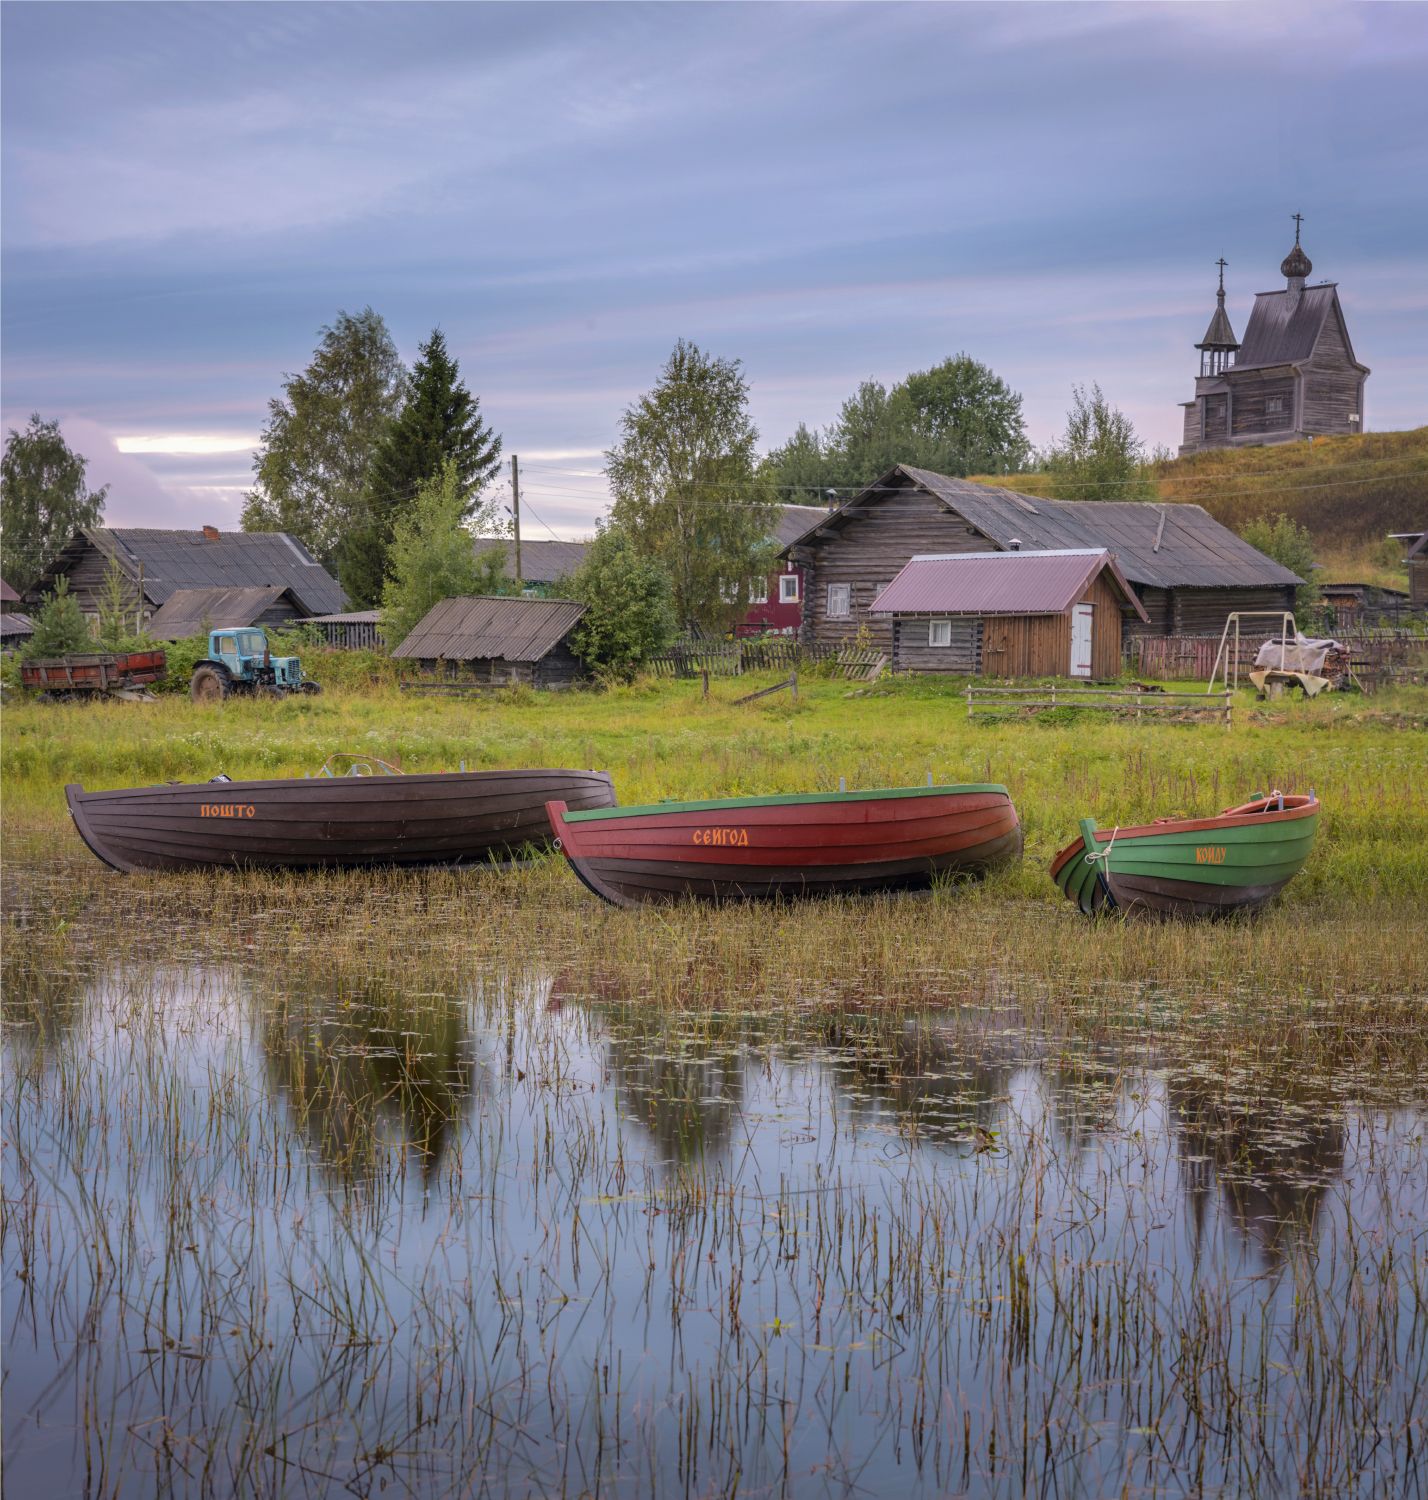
left=601, top=1014, right=746, bottom=1166
left=1168, top=1071, right=1346, bottom=1261
left=812, top=1014, right=1021, bottom=1148
left=1, top=952, right=91, bottom=1074
left=258, top=977, right=480, bottom=1187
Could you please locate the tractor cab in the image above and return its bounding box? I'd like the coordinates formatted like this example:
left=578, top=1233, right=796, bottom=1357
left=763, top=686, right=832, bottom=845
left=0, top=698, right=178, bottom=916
left=190, top=627, right=317, bottom=702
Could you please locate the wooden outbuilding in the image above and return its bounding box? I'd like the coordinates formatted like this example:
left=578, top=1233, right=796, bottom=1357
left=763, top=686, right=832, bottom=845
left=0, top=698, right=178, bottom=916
left=871, top=549, right=1148, bottom=678
left=1396, top=531, right=1428, bottom=610
left=391, top=596, right=588, bottom=687
left=782, top=463, right=1300, bottom=655
left=472, top=538, right=590, bottom=591
left=145, top=585, right=310, bottom=640
left=24, top=526, right=347, bottom=622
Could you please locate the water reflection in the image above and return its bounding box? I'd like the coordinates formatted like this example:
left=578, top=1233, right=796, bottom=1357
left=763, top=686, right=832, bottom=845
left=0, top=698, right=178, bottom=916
left=4, top=959, right=1423, bottom=1500
left=257, top=977, right=481, bottom=1184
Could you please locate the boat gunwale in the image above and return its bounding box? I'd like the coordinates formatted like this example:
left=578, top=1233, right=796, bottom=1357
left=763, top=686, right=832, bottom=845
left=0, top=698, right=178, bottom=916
left=561, top=783, right=1010, bottom=824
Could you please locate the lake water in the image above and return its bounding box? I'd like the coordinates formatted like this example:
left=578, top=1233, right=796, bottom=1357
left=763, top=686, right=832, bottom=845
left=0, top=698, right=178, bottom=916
left=4, top=960, right=1425, bottom=1498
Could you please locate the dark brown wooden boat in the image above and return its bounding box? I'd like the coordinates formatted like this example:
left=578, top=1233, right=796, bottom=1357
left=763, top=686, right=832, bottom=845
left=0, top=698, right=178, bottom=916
left=65, top=767, right=616, bottom=873
left=546, top=783, right=1022, bottom=906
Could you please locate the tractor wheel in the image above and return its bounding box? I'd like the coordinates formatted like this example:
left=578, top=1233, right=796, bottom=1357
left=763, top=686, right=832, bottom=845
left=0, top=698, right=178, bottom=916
left=257, top=683, right=285, bottom=700
left=300, top=681, right=322, bottom=696
left=191, top=666, right=230, bottom=704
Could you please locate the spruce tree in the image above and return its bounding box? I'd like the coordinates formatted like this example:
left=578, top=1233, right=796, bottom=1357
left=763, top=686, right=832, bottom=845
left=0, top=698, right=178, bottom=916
left=346, top=330, right=502, bottom=605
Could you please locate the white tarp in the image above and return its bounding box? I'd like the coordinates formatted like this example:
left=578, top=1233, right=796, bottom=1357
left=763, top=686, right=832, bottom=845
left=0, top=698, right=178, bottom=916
left=1254, top=632, right=1342, bottom=675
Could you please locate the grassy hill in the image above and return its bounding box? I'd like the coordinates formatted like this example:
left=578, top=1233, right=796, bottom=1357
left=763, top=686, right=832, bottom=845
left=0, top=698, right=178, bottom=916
left=975, top=427, right=1427, bottom=588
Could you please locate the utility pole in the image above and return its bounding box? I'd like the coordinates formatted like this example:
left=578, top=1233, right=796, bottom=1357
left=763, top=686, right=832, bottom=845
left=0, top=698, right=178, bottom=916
left=510, top=454, right=523, bottom=590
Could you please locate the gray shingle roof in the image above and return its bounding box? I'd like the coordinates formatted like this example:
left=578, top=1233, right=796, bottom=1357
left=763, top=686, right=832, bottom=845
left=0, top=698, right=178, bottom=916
left=1231, top=284, right=1362, bottom=372
left=41, top=527, right=349, bottom=614
left=391, top=595, right=586, bottom=662
left=783, top=465, right=1303, bottom=590
left=472, top=537, right=590, bottom=585
left=775, top=504, right=832, bottom=547
left=146, top=586, right=305, bottom=639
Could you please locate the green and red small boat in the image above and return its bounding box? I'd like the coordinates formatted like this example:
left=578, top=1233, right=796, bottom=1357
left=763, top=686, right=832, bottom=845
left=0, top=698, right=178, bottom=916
left=1049, top=791, right=1319, bottom=919
left=546, top=783, right=1022, bottom=907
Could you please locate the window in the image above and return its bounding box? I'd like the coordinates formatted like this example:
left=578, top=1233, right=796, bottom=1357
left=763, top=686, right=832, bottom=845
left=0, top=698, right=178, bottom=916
left=1267, top=396, right=1285, bottom=416
left=748, top=577, right=768, bottom=604
left=216, top=634, right=237, bottom=656
left=827, top=583, right=851, bottom=618
left=779, top=573, right=800, bottom=604
left=928, top=619, right=952, bottom=647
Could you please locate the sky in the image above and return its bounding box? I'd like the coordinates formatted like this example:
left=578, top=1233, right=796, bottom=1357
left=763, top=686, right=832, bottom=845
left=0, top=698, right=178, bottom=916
left=2, top=1, right=1425, bottom=540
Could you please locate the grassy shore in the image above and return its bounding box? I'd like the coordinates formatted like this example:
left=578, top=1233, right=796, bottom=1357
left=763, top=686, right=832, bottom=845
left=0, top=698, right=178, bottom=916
left=4, top=672, right=1426, bottom=1006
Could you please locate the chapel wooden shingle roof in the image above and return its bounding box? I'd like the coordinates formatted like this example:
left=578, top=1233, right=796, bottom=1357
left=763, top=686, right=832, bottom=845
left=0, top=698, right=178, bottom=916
left=1232, top=284, right=1366, bottom=373
left=390, top=596, right=586, bottom=662
left=783, top=465, right=1303, bottom=591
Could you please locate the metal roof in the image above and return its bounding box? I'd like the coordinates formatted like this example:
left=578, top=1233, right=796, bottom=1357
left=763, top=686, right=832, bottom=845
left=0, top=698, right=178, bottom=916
left=785, top=465, right=1303, bottom=590
left=871, top=549, right=1149, bottom=621
left=0, top=578, right=20, bottom=604
left=29, top=527, right=348, bottom=614
left=472, top=537, right=590, bottom=584
left=146, top=586, right=305, bottom=639
left=306, top=609, right=382, bottom=624
left=391, top=595, right=587, bottom=662
left=0, top=611, right=35, bottom=638
left=1232, top=284, right=1365, bottom=373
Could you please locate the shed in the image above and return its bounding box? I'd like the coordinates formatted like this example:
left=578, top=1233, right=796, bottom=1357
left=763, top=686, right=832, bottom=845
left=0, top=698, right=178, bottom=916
left=1, top=611, right=36, bottom=651
left=782, top=463, right=1300, bottom=651
left=390, top=596, right=588, bottom=687
left=146, top=585, right=309, bottom=640
left=305, top=610, right=384, bottom=650
left=871, top=549, right=1148, bottom=678
left=24, top=526, right=347, bottom=620
left=0, top=578, right=21, bottom=605
left=472, top=537, right=590, bottom=590
left=1394, top=531, right=1428, bottom=610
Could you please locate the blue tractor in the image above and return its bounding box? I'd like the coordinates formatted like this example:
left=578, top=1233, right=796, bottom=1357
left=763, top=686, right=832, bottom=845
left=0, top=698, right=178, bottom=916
left=189, top=627, right=321, bottom=703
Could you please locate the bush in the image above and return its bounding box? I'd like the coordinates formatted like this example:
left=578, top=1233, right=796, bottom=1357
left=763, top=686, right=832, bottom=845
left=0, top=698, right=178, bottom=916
left=564, top=526, right=678, bottom=683
left=21, top=577, right=92, bottom=661
left=1241, top=512, right=1323, bottom=626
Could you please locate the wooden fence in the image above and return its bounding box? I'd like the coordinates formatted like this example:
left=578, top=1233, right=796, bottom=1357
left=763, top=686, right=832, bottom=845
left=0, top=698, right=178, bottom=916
left=1128, top=630, right=1428, bottom=693
left=647, top=640, right=886, bottom=683
left=968, top=683, right=1233, bottom=727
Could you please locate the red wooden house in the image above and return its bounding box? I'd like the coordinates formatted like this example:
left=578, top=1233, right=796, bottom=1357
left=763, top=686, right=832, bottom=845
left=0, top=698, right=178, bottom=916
left=734, top=505, right=829, bottom=637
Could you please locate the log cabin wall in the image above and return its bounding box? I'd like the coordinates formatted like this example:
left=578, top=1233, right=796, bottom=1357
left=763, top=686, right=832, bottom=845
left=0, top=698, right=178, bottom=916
left=1170, top=585, right=1297, bottom=636
left=1124, top=587, right=1171, bottom=639
left=891, top=618, right=982, bottom=673
left=1302, top=309, right=1365, bottom=434
left=789, top=476, right=997, bottom=653
left=1230, top=375, right=1296, bottom=439
left=50, top=543, right=150, bottom=619
left=1410, top=560, right=1428, bottom=610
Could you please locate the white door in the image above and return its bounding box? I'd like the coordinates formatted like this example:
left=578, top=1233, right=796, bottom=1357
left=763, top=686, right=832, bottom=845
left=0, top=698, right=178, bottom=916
left=1070, top=604, right=1093, bottom=677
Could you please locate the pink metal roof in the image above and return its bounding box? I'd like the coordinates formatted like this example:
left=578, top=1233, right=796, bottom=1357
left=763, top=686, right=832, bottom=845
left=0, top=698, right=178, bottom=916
left=870, top=549, right=1149, bottom=621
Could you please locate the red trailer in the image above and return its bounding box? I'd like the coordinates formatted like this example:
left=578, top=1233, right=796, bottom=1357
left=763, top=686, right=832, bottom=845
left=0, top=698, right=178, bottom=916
left=21, top=650, right=167, bottom=701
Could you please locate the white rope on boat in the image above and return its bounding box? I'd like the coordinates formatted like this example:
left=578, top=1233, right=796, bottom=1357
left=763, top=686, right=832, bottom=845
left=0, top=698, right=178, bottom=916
left=1084, top=826, right=1120, bottom=865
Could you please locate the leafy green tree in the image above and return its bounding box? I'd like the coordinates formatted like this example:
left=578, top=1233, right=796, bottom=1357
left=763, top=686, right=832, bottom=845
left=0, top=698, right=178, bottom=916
left=564, top=526, right=678, bottom=682
left=606, top=339, right=777, bottom=632
left=21, top=576, right=92, bottom=660
left=1, top=414, right=108, bottom=592
left=242, top=308, right=406, bottom=585
left=346, top=329, right=503, bottom=606
left=380, top=462, right=509, bottom=647
left=1241, top=512, right=1322, bottom=622
left=761, top=355, right=1029, bottom=498
left=1041, top=384, right=1156, bottom=500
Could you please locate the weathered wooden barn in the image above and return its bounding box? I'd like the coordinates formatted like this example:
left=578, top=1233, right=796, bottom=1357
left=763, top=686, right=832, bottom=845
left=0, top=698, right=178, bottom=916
left=871, top=549, right=1148, bottom=678
left=1179, top=226, right=1369, bottom=453
left=145, top=585, right=311, bottom=640
left=391, top=596, right=587, bottom=687
left=1319, top=580, right=1416, bottom=629
left=24, top=527, right=347, bottom=621
left=782, top=464, right=1300, bottom=655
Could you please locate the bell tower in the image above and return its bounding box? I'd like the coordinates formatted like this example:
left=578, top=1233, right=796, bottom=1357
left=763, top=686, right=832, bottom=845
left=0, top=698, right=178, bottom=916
left=1195, top=258, right=1239, bottom=377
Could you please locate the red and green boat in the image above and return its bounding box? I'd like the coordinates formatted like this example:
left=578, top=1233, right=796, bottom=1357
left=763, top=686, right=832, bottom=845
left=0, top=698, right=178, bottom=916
left=1049, top=792, right=1319, bottom=919
left=546, top=783, right=1022, bottom=907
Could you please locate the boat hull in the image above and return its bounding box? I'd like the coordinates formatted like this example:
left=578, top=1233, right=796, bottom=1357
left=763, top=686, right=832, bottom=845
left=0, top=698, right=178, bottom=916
left=66, top=769, right=616, bottom=874
left=1050, top=795, right=1319, bottom=919
left=547, top=785, right=1022, bottom=907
